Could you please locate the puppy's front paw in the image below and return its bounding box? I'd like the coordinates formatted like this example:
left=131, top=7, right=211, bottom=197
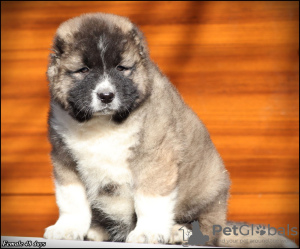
left=44, top=223, right=87, bottom=240
left=85, top=226, right=109, bottom=241
left=126, top=228, right=168, bottom=244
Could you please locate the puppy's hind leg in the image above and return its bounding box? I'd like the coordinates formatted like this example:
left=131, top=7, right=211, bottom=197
left=196, top=192, right=228, bottom=246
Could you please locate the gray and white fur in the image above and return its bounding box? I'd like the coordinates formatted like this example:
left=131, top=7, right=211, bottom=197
left=44, top=13, right=298, bottom=247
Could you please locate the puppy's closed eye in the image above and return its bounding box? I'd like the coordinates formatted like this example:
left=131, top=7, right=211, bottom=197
left=74, top=67, right=90, bottom=74
left=116, top=65, right=131, bottom=72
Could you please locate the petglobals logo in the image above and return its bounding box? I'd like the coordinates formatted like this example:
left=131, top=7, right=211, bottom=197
left=178, top=222, right=298, bottom=247
left=178, top=221, right=210, bottom=246
left=213, top=224, right=298, bottom=237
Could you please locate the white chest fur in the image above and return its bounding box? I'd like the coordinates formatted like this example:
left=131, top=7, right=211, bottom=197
left=51, top=103, right=141, bottom=221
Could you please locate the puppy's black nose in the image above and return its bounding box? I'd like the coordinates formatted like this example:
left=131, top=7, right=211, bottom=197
left=97, top=92, right=115, bottom=104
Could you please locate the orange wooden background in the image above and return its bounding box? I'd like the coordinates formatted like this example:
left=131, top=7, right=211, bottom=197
left=1, top=1, right=299, bottom=245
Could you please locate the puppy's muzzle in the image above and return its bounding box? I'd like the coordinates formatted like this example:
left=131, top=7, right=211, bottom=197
left=97, top=92, right=115, bottom=104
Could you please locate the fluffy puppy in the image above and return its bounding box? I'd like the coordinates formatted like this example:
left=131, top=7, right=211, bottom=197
left=44, top=13, right=297, bottom=248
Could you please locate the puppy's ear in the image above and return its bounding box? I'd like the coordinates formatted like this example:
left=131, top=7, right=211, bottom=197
left=47, top=35, right=64, bottom=83
left=52, top=35, right=65, bottom=56
left=131, top=27, right=149, bottom=57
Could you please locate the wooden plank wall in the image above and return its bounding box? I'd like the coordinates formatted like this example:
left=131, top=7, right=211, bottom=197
left=1, top=1, right=299, bottom=245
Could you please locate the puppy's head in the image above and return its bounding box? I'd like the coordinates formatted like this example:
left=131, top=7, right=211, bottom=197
left=48, top=13, right=151, bottom=123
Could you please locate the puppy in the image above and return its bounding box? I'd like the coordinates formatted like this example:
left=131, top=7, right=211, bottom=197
left=44, top=13, right=297, bottom=247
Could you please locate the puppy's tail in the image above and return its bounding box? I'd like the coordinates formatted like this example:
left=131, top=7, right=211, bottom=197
left=217, top=222, right=298, bottom=248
